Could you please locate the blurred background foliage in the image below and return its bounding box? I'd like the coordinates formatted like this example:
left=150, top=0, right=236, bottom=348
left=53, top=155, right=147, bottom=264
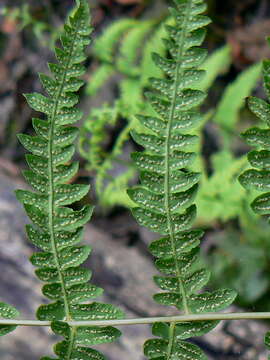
left=1, top=0, right=270, bottom=311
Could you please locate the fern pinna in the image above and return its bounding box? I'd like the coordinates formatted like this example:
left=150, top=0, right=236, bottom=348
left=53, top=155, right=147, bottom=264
left=239, top=37, right=270, bottom=357
left=15, top=1, right=123, bottom=359
left=0, top=303, right=19, bottom=337
left=128, top=0, right=236, bottom=358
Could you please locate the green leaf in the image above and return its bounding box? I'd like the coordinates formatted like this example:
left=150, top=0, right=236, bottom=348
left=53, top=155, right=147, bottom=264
left=76, top=326, right=122, bottom=345
left=0, top=302, right=19, bottom=336
left=241, top=127, right=270, bottom=148
left=251, top=192, right=270, bottom=215
left=70, top=302, right=124, bottom=321
left=265, top=331, right=270, bottom=350
left=248, top=150, right=270, bottom=170
left=174, top=321, right=219, bottom=340
left=248, top=96, right=270, bottom=125
left=214, top=62, right=261, bottom=131
left=188, top=289, right=237, bottom=314
left=144, top=338, right=208, bottom=359
left=149, top=230, right=203, bottom=258
left=140, top=171, right=200, bottom=194
left=37, top=301, right=65, bottom=321
left=239, top=169, right=270, bottom=192
left=24, top=93, right=54, bottom=115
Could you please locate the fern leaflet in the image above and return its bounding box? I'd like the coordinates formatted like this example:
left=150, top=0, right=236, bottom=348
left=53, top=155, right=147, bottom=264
left=0, top=302, right=19, bottom=336
left=16, top=1, right=123, bottom=359
left=239, top=37, right=270, bottom=358
left=128, top=0, right=236, bottom=358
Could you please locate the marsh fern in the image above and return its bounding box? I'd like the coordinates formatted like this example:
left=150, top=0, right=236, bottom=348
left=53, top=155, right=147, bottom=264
left=128, top=0, right=237, bottom=358
left=16, top=1, right=123, bottom=358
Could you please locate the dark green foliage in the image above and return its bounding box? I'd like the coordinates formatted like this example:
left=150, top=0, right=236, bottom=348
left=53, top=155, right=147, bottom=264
left=128, top=0, right=236, bottom=358
left=16, top=1, right=123, bottom=358
left=0, top=302, right=19, bottom=336
left=239, top=38, right=270, bottom=357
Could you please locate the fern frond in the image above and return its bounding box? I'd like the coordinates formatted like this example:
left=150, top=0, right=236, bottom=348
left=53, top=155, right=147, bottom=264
left=140, top=19, right=169, bottom=87
left=128, top=0, right=236, bottom=358
left=197, top=45, right=231, bottom=91
left=86, top=64, right=115, bottom=96
left=86, top=19, right=137, bottom=96
left=117, top=20, right=156, bottom=77
left=239, top=37, right=270, bottom=357
left=214, top=61, right=261, bottom=142
left=0, top=302, right=19, bottom=336
left=93, top=18, right=137, bottom=63
left=16, top=1, right=123, bottom=358
left=79, top=105, right=118, bottom=170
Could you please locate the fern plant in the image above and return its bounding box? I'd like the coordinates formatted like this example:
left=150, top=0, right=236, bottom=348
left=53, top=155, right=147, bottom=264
left=14, top=1, right=124, bottom=358
left=3, top=1, right=270, bottom=359
left=239, top=37, right=270, bottom=357
left=128, top=0, right=237, bottom=358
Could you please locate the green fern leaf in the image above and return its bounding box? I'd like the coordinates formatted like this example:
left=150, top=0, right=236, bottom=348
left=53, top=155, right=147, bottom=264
left=16, top=1, right=124, bottom=358
left=0, top=302, right=19, bottom=336
left=239, top=37, right=270, bottom=358
left=128, top=0, right=236, bottom=358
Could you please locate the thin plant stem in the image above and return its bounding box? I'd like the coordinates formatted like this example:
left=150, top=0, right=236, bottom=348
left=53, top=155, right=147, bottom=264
left=2, top=312, right=270, bottom=327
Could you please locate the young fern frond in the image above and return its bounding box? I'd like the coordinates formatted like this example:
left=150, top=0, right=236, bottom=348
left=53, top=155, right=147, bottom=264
left=16, top=1, right=123, bottom=358
left=128, top=0, right=237, bottom=358
left=86, top=19, right=137, bottom=96
left=81, top=18, right=168, bottom=208
left=239, top=37, right=270, bottom=357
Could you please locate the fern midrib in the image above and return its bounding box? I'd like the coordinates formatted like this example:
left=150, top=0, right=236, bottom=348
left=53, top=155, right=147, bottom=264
left=167, top=322, right=176, bottom=356
left=48, top=24, right=80, bottom=322
left=164, top=0, right=193, bottom=322
left=66, top=326, right=77, bottom=358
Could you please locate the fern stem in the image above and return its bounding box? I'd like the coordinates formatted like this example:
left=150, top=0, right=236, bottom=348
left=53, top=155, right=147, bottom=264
left=4, top=311, right=270, bottom=326
left=66, top=326, right=77, bottom=358
left=164, top=0, right=193, bottom=316
left=167, top=323, right=176, bottom=357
